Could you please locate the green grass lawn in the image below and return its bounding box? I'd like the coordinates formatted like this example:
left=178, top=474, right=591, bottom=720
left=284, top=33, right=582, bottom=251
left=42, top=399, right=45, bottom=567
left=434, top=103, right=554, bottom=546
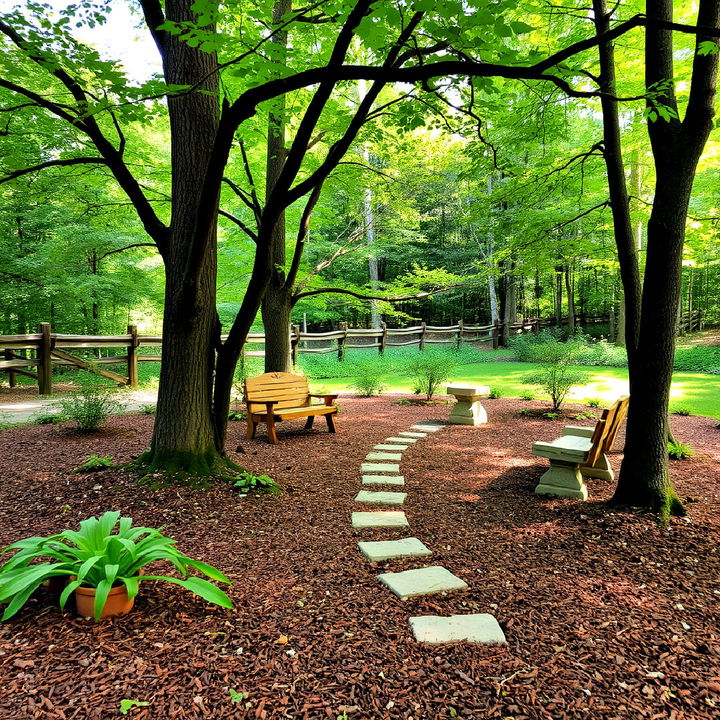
left=316, top=361, right=720, bottom=419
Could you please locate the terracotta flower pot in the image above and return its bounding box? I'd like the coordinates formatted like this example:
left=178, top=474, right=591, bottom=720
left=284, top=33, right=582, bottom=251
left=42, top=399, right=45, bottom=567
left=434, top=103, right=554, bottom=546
left=74, top=584, right=134, bottom=619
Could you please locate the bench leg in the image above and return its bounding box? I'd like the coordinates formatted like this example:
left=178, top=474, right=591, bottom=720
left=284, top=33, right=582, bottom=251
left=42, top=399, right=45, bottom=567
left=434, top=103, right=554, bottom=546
left=246, top=415, right=257, bottom=439
left=534, top=460, right=587, bottom=500
left=325, top=412, right=336, bottom=434
left=266, top=415, right=279, bottom=444
left=581, top=452, right=614, bottom=481
left=304, top=415, right=315, bottom=430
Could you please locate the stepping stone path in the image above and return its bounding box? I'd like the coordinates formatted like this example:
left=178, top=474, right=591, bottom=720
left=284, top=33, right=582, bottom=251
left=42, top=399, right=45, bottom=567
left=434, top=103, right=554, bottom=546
left=354, top=490, right=407, bottom=505
left=409, top=614, right=506, bottom=644
left=378, top=566, right=468, bottom=599
left=361, top=462, right=400, bottom=474
left=362, top=474, right=405, bottom=486
left=352, top=511, right=409, bottom=528
left=358, top=537, right=432, bottom=562
left=366, top=452, right=403, bottom=461
left=349, top=418, right=506, bottom=645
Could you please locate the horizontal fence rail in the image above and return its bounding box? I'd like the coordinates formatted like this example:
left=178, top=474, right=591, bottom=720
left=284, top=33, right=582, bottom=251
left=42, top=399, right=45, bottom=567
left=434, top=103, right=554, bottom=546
left=0, top=311, right=703, bottom=396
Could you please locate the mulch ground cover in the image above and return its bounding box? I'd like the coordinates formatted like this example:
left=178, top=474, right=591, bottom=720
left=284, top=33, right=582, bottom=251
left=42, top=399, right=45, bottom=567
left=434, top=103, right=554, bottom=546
left=0, top=396, right=719, bottom=720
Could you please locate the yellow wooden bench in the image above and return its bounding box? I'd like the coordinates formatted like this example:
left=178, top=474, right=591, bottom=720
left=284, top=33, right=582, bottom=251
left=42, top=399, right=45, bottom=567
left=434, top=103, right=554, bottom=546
left=532, top=395, right=629, bottom=500
left=244, top=372, right=338, bottom=444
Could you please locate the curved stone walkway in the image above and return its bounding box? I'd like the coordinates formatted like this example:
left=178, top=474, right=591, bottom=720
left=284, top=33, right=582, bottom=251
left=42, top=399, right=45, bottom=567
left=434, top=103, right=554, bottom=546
left=351, top=422, right=507, bottom=645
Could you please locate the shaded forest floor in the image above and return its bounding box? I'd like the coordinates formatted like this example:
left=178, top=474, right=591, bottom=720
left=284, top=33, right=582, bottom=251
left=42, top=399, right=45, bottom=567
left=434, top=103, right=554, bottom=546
left=0, top=397, right=719, bottom=719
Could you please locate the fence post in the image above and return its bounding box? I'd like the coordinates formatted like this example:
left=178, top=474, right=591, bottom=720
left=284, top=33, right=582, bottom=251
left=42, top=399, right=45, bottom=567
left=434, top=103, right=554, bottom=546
left=492, top=321, right=499, bottom=350
left=37, top=322, right=53, bottom=396
left=4, top=350, right=16, bottom=388
left=419, top=321, right=426, bottom=351
left=456, top=320, right=464, bottom=349
left=379, top=321, right=387, bottom=355
left=290, top=324, right=300, bottom=367
left=127, top=324, right=139, bottom=388
left=338, top=322, right=347, bottom=361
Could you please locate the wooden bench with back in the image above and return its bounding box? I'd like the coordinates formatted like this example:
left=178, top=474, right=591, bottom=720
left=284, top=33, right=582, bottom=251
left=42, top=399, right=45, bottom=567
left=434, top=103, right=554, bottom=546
left=243, top=372, right=338, bottom=444
left=531, top=395, right=629, bottom=500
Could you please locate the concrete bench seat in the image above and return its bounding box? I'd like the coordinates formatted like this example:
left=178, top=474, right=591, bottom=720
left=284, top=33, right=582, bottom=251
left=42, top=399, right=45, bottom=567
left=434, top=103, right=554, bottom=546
left=531, top=396, right=629, bottom=501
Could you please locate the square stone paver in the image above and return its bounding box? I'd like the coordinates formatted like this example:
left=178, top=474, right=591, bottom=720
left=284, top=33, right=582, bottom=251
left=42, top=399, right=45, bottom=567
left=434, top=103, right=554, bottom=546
left=399, top=431, right=427, bottom=438
left=366, top=452, right=402, bottom=461
left=355, top=490, right=407, bottom=505
left=378, top=566, right=468, bottom=599
left=358, top=537, right=432, bottom=562
left=410, top=424, right=443, bottom=432
left=361, top=463, right=400, bottom=474
left=385, top=436, right=417, bottom=444
left=409, top=614, right=506, bottom=644
left=351, top=511, right=409, bottom=529
left=362, top=475, right=405, bottom=486
left=374, top=444, right=410, bottom=451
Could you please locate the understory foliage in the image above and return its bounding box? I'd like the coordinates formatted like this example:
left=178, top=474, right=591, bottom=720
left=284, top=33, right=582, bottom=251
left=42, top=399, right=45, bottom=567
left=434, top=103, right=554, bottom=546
left=522, top=343, right=589, bottom=411
left=348, top=357, right=387, bottom=396
left=408, top=351, right=457, bottom=400
left=668, top=441, right=694, bottom=460
left=59, top=381, right=121, bottom=432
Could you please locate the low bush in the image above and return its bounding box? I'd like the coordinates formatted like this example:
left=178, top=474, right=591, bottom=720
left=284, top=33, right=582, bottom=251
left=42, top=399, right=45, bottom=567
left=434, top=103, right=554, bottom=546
left=488, top=387, right=503, bottom=399
left=674, top=346, right=720, bottom=374
left=668, top=441, right=694, bottom=460
left=227, top=410, right=246, bottom=421
left=407, top=351, right=457, bottom=400
left=32, top=412, right=68, bottom=425
left=140, top=404, right=156, bottom=415
left=348, top=358, right=386, bottom=397
left=73, top=454, right=114, bottom=473
left=232, top=471, right=281, bottom=494
left=522, top=343, right=589, bottom=411
left=60, top=386, right=121, bottom=431
left=671, top=407, right=692, bottom=416
left=586, top=398, right=603, bottom=408
left=520, top=393, right=535, bottom=401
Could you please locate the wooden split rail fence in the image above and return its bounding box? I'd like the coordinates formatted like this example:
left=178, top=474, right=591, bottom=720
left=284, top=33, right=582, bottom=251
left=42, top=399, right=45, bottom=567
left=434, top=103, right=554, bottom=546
left=0, top=319, right=540, bottom=396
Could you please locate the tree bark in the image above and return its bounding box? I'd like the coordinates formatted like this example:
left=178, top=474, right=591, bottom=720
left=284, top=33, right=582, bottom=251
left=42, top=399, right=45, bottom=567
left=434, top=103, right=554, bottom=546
left=565, top=259, right=575, bottom=334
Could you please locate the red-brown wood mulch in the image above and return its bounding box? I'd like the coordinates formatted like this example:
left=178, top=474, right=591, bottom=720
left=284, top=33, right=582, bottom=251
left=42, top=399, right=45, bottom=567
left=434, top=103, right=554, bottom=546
left=0, top=396, right=719, bottom=720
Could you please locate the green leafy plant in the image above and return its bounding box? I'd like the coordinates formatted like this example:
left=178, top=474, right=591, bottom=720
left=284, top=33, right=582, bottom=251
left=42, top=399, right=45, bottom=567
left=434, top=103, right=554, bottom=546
left=488, top=387, right=502, bottom=399
left=232, top=471, right=281, bottom=494
left=60, top=385, right=121, bottom=431
left=120, top=699, right=149, bottom=715
left=407, top=351, right=456, bottom=400
left=522, top=343, right=588, bottom=411
left=520, top=393, right=535, bottom=401
left=542, top=411, right=560, bottom=420
left=586, top=398, right=602, bottom=408
left=394, top=397, right=413, bottom=406
left=671, top=407, right=692, bottom=416
left=31, top=412, right=68, bottom=425
left=229, top=689, right=248, bottom=704
left=73, top=454, right=113, bottom=473
left=573, top=411, right=596, bottom=420
left=227, top=410, right=246, bottom=421
left=140, top=404, right=156, bottom=415
left=0, top=511, right=233, bottom=621
left=518, top=408, right=532, bottom=416
left=348, top=358, right=386, bottom=397
left=668, top=441, right=694, bottom=460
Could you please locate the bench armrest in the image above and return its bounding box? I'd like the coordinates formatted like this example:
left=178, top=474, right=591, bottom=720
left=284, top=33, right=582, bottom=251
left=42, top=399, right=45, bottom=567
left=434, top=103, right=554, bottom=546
left=309, top=393, right=338, bottom=406
left=562, top=425, right=594, bottom=438
left=247, top=398, right=279, bottom=414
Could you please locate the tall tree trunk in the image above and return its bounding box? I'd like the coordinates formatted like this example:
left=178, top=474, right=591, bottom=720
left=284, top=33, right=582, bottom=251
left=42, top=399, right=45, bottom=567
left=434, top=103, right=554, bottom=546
left=565, top=259, right=575, bottom=334
left=144, top=0, right=223, bottom=474
left=554, top=264, right=563, bottom=326
left=262, top=0, right=293, bottom=372
left=600, top=0, right=719, bottom=515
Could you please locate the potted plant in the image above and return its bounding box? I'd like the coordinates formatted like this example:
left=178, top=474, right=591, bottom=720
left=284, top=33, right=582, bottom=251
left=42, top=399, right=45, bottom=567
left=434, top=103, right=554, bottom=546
left=0, top=511, right=233, bottom=621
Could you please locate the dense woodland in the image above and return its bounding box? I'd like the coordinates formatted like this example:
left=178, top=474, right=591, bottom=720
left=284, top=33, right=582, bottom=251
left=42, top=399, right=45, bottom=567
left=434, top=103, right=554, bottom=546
left=0, top=0, right=718, bottom=514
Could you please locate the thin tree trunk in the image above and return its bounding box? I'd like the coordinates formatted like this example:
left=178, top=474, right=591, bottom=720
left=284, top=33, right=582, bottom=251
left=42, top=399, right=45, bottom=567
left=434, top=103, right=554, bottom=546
left=565, top=260, right=575, bottom=334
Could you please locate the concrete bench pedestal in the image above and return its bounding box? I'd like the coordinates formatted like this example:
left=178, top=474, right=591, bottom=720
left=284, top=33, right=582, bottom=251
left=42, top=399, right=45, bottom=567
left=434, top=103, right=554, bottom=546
left=446, top=384, right=490, bottom=426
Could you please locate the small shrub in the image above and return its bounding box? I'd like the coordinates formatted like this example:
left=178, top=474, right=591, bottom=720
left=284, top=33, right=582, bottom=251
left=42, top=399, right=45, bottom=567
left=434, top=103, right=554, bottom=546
left=140, top=404, right=156, bottom=415
left=60, top=386, right=121, bottom=431
left=574, top=411, right=596, bottom=420
left=520, top=393, right=535, bottom=401
left=395, top=397, right=413, bottom=406
left=228, top=410, right=246, bottom=421
left=518, top=408, right=532, bottom=416
left=586, top=398, right=602, bottom=408
left=671, top=407, right=692, bottom=417
left=488, top=387, right=503, bottom=399
left=32, top=412, right=68, bottom=425
left=542, top=411, right=560, bottom=420
left=668, top=441, right=694, bottom=460
left=349, top=358, right=386, bottom=397
left=73, top=454, right=114, bottom=473
left=407, top=351, right=457, bottom=400
left=522, top=343, right=589, bottom=411
left=232, top=471, right=281, bottom=494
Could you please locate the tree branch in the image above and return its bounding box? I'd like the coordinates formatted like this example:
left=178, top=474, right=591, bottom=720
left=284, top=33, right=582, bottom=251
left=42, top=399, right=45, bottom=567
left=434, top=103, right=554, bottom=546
left=0, top=156, right=107, bottom=184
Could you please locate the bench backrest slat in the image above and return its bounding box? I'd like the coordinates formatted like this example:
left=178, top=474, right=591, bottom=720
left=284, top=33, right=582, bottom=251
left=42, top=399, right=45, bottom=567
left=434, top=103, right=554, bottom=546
left=586, top=395, right=629, bottom=467
left=244, top=372, right=310, bottom=413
